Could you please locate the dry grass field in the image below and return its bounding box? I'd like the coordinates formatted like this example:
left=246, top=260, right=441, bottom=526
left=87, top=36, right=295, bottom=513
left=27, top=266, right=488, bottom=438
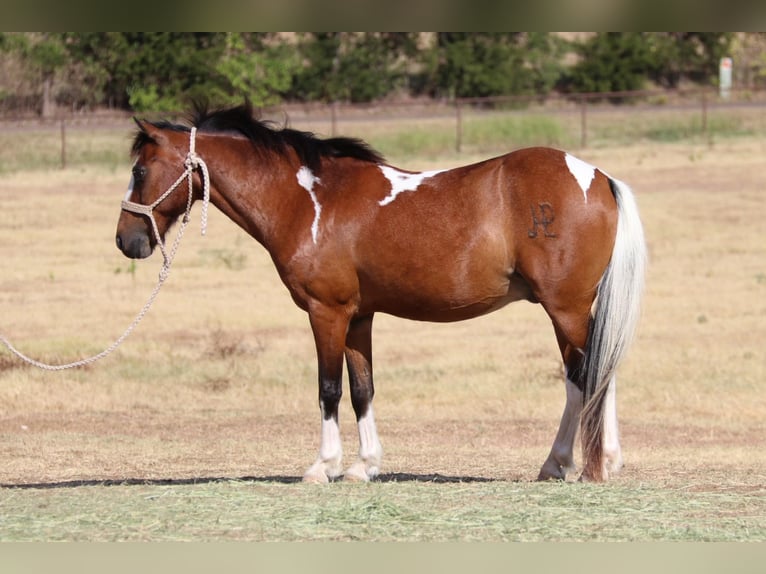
left=0, top=126, right=764, bottom=541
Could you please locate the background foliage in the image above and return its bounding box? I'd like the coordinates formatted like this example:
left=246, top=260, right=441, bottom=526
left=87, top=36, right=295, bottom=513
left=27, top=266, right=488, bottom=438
left=0, top=32, right=752, bottom=115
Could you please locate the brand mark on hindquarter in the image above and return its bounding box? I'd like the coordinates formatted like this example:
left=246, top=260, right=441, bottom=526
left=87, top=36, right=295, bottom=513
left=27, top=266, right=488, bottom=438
left=528, top=202, right=557, bottom=239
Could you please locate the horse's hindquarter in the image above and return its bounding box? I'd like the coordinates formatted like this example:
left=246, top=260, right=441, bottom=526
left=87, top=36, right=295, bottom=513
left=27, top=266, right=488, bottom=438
left=504, top=148, right=619, bottom=312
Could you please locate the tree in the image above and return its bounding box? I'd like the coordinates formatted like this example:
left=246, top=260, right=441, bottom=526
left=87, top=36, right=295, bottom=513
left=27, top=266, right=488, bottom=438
left=562, top=33, right=652, bottom=96
left=0, top=32, right=752, bottom=115
left=732, top=32, right=766, bottom=89
left=284, top=33, right=338, bottom=102
left=20, top=33, right=67, bottom=116
left=64, top=33, right=227, bottom=111
left=336, top=33, right=416, bottom=102
left=562, top=33, right=734, bottom=97
left=419, top=33, right=564, bottom=99
left=520, top=33, right=568, bottom=97
left=216, top=33, right=298, bottom=107
left=290, top=33, right=419, bottom=103
left=645, top=33, right=733, bottom=88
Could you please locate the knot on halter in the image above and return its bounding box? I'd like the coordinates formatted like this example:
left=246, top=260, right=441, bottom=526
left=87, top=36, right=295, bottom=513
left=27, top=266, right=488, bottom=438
left=184, top=136, right=203, bottom=172
left=184, top=152, right=202, bottom=170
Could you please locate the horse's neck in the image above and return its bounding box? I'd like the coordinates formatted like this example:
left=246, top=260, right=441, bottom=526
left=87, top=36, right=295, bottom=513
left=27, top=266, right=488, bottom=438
left=205, top=149, right=305, bottom=251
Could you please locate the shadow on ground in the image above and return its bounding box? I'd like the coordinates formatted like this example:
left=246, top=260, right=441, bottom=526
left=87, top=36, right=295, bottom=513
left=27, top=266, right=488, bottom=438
left=0, top=473, right=500, bottom=490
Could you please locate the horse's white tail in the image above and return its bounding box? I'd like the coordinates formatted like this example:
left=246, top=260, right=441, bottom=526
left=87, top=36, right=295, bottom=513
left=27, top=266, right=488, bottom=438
left=580, top=177, right=647, bottom=481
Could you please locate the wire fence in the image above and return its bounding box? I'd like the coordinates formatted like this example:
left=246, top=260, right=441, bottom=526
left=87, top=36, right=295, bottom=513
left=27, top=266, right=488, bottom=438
left=310, top=87, right=766, bottom=152
left=1, top=87, right=765, bottom=171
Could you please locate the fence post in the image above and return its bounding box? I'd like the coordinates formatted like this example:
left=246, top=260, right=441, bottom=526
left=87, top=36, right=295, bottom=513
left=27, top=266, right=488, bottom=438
left=701, top=90, right=708, bottom=137
left=60, top=119, right=67, bottom=169
left=331, top=101, right=338, bottom=137
left=579, top=95, right=587, bottom=149
left=455, top=101, right=462, bottom=153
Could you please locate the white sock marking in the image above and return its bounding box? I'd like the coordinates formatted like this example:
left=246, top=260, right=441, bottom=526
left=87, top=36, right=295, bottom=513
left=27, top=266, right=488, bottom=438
left=539, top=378, right=582, bottom=479
left=555, top=378, right=583, bottom=465
left=296, top=166, right=322, bottom=243
left=565, top=153, right=596, bottom=202
left=343, top=406, right=383, bottom=481
left=318, top=403, right=342, bottom=467
left=357, top=406, right=382, bottom=464
left=378, top=165, right=445, bottom=206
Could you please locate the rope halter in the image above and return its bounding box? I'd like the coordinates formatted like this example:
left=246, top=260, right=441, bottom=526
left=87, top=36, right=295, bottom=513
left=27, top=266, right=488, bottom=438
left=120, top=126, right=211, bottom=271
left=0, top=127, right=211, bottom=371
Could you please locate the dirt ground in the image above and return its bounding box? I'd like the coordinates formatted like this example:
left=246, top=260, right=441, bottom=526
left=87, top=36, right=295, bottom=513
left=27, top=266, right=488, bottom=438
left=0, top=139, right=764, bottom=493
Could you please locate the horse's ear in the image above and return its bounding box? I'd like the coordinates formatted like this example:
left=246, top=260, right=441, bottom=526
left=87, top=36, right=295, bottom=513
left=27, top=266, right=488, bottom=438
left=133, top=119, right=168, bottom=147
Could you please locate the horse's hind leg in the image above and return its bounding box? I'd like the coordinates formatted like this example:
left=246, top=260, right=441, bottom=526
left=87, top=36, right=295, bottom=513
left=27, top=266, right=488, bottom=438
left=538, top=306, right=623, bottom=481
left=537, top=311, right=590, bottom=481
left=538, top=374, right=622, bottom=480
left=538, top=377, right=582, bottom=480
left=344, top=315, right=383, bottom=481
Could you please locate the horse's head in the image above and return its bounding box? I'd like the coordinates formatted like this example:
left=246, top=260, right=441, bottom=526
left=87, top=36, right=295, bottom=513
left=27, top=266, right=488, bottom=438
left=115, top=120, right=202, bottom=260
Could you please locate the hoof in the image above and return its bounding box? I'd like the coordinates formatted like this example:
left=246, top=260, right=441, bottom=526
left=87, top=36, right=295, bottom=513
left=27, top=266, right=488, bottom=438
left=578, top=468, right=607, bottom=483
left=537, top=459, right=575, bottom=482
left=343, top=470, right=369, bottom=483
left=606, top=453, right=624, bottom=476
left=302, top=459, right=341, bottom=484
left=537, top=470, right=565, bottom=482
left=302, top=470, right=330, bottom=484
left=343, top=461, right=378, bottom=482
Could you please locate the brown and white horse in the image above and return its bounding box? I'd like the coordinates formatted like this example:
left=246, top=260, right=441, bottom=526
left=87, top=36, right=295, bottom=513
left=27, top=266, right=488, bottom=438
left=116, top=103, right=646, bottom=482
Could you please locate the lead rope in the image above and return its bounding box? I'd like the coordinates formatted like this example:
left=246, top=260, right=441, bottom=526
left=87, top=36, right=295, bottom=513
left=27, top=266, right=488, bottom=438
left=0, top=128, right=210, bottom=371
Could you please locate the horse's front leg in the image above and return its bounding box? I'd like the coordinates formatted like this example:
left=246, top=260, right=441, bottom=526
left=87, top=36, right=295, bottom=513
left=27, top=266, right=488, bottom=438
left=303, top=306, right=350, bottom=483
left=344, top=315, right=383, bottom=482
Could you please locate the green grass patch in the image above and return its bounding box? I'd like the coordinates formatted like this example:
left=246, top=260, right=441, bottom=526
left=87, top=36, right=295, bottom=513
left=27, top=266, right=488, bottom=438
left=368, top=124, right=456, bottom=159
left=1, top=104, right=763, bottom=174
left=586, top=107, right=760, bottom=147
left=1, top=479, right=763, bottom=542
left=0, top=128, right=132, bottom=173
left=366, top=113, right=572, bottom=161
left=463, top=113, right=573, bottom=151
left=645, top=116, right=755, bottom=142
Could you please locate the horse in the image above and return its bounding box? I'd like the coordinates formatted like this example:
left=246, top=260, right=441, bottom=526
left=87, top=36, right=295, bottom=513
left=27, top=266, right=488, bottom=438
left=116, top=103, right=646, bottom=483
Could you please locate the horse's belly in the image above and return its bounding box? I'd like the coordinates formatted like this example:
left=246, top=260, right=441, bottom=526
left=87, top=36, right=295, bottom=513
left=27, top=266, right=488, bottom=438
left=366, top=270, right=532, bottom=323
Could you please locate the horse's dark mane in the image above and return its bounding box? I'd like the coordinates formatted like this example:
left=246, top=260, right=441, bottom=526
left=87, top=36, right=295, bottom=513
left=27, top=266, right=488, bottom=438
left=132, top=101, right=385, bottom=171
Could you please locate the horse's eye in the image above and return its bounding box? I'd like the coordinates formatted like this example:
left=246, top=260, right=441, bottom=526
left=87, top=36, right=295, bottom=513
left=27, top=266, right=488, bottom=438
left=132, top=165, right=147, bottom=183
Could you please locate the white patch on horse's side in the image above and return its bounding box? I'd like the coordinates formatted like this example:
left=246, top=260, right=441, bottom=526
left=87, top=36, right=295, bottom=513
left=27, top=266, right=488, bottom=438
left=565, top=153, right=596, bottom=202
left=378, top=165, right=445, bottom=206
left=123, top=175, right=135, bottom=202
left=296, top=166, right=322, bottom=243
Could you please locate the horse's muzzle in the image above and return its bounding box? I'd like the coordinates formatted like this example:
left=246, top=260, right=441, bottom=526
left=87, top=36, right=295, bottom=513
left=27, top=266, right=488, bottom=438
left=116, top=232, right=153, bottom=259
